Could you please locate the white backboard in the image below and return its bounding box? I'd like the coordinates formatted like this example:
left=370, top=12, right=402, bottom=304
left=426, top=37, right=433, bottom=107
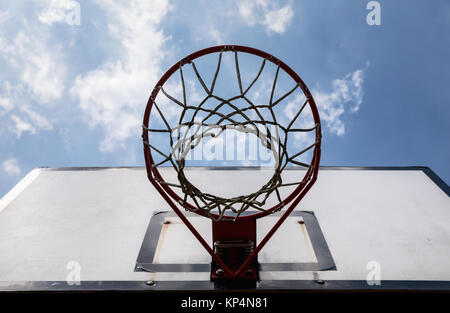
left=0, top=166, right=449, bottom=291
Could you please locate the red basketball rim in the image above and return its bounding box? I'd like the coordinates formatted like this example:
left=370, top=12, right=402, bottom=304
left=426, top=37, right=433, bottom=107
left=142, top=45, right=321, bottom=221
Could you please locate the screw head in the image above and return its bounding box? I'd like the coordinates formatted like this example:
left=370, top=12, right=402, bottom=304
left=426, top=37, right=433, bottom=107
left=215, top=268, right=224, bottom=276
left=146, top=280, right=155, bottom=286
left=316, top=279, right=325, bottom=285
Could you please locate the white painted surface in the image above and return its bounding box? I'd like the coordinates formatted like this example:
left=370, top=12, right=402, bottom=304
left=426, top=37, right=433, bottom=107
left=0, top=167, right=448, bottom=282
left=153, top=215, right=316, bottom=264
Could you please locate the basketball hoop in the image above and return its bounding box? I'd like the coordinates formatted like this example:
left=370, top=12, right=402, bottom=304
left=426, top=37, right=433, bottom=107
left=142, top=45, right=321, bottom=281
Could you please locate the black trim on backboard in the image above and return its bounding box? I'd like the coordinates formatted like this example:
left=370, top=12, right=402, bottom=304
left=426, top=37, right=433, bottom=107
left=421, top=167, right=450, bottom=197
left=1, top=280, right=449, bottom=292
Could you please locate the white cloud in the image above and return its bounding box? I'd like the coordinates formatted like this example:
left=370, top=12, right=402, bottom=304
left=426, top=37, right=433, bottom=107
left=348, top=70, right=364, bottom=112
left=10, top=115, right=35, bottom=137
left=0, top=81, right=53, bottom=138
left=1, top=158, right=21, bottom=176
left=0, top=10, right=9, bottom=24
left=38, top=0, right=79, bottom=25
left=21, top=106, right=53, bottom=130
left=281, top=69, right=364, bottom=141
left=236, top=0, right=294, bottom=34
left=0, top=96, right=13, bottom=112
left=263, top=4, right=294, bottom=34
left=313, top=69, right=364, bottom=136
left=71, top=0, right=172, bottom=152
left=209, top=27, right=223, bottom=44
left=16, top=33, right=65, bottom=103
left=0, top=32, right=65, bottom=104
left=0, top=4, right=70, bottom=142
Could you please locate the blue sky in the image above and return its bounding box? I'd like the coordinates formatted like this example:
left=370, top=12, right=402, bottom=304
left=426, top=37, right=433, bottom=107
left=0, top=0, right=449, bottom=197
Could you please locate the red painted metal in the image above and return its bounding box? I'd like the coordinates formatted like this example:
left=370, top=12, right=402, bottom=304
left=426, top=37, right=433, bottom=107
left=211, top=219, right=258, bottom=280
left=142, top=45, right=322, bottom=279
